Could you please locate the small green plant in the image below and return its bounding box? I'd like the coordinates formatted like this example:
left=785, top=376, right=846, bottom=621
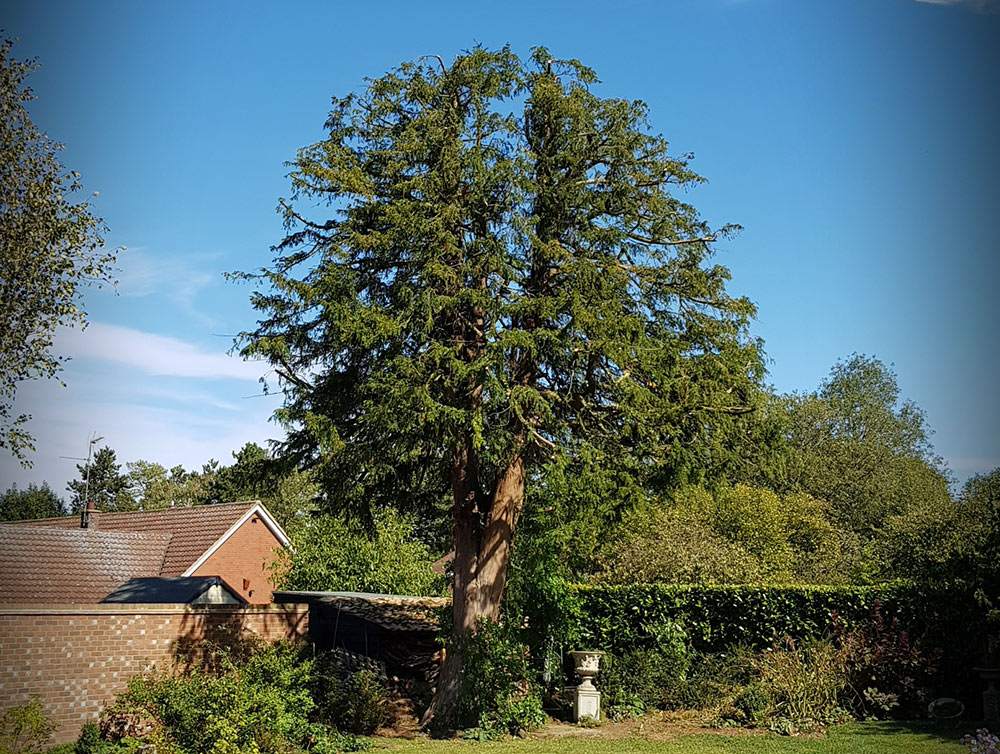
left=732, top=683, right=770, bottom=726
left=0, top=698, right=55, bottom=754
left=73, top=725, right=144, bottom=754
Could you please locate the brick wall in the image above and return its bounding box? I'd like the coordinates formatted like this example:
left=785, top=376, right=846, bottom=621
left=193, top=512, right=284, bottom=604
left=0, top=603, right=309, bottom=745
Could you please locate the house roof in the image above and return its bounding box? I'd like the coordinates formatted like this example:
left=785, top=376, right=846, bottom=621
left=0, top=525, right=172, bottom=603
left=101, top=576, right=246, bottom=604
left=5, top=501, right=282, bottom=578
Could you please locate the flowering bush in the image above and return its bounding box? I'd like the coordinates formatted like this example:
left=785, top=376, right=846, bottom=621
left=961, top=729, right=999, bottom=754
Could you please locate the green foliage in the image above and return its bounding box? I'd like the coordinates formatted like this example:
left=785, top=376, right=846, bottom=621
left=596, top=485, right=865, bottom=586
left=877, top=467, right=999, bottom=586
left=124, top=461, right=216, bottom=512
left=450, top=619, right=546, bottom=738
left=0, top=698, right=54, bottom=754
left=205, top=443, right=319, bottom=531
left=570, top=582, right=979, bottom=657
left=731, top=683, right=770, bottom=726
left=73, top=723, right=144, bottom=754
left=0, top=483, right=64, bottom=521
left=594, top=504, right=760, bottom=586
left=67, top=447, right=136, bottom=513
left=776, top=356, right=951, bottom=536
left=597, top=621, right=691, bottom=719
left=272, top=510, right=446, bottom=596
left=310, top=654, right=388, bottom=736
left=0, top=38, right=119, bottom=464
left=99, top=638, right=321, bottom=754
left=739, top=637, right=849, bottom=733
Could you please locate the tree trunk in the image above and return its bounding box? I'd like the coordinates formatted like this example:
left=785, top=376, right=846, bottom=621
left=422, top=450, right=525, bottom=731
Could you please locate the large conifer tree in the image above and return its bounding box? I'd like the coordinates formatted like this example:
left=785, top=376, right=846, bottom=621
left=236, top=47, right=763, bottom=720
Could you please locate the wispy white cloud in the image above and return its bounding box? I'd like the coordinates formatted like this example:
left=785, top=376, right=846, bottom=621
left=0, top=337, right=283, bottom=496
left=913, top=0, right=1000, bottom=12
left=113, top=248, right=221, bottom=327
left=58, top=322, right=268, bottom=382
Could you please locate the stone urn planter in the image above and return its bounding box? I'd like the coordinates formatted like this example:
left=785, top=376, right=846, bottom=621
left=568, top=650, right=604, bottom=722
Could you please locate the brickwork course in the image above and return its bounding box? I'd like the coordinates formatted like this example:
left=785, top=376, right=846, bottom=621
left=0, top=603, right=309, bottom=745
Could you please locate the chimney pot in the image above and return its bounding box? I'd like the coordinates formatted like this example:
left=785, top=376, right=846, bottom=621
left=86, top=501, right=97, bottom=512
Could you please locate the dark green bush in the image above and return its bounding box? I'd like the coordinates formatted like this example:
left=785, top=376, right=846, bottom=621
left=98, top=637, right=334, bottom=754
left=595, top=620, right=691, bottom=718
left=43, top=745, right=75, bottom=754
left=732, top=682, right=770, bottom=725
left=310, top=653, right=388, bottom=735
left=72, top=724, right=145, bottom=754
left=450, top=619, right=546, bottom=738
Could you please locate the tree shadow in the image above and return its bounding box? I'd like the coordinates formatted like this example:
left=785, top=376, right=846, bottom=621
left=842, top=719, right=981, bottom=745
left=171, top=603, right=310, bottom=673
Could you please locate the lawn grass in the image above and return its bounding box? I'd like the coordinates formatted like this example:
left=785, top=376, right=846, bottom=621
left=372, top=721, right=969, bottom=754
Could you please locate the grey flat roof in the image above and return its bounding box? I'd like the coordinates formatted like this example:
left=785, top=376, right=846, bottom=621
left=102, top=576, right=245, bottom=604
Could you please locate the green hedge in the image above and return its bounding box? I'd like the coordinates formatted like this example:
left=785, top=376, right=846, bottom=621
left=568, top=581, right=983, bottom=656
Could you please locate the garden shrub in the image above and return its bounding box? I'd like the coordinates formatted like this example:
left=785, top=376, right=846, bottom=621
left=835, top=601, right=942, bottom=718
left=450, top=619, right=546, bottom=738
left=310, top=653, right=388, bottom=735
left=0, top=698, right=54, bottom=754
left=595, top=620, right=691, bottom=717
left=743, top=637, right=849, bottom=732
left=731, top=682, right=770, bottom=726
left=97, top=636, right=356, bottom=754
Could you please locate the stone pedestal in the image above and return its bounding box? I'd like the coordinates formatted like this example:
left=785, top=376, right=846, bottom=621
left=573, top=685, right=601, bottom=722
left=975, top=668, right=1000, bottom=725
left=568, top=650, right=604, bottom=722
left=984, top=681, right=1000, bottom=725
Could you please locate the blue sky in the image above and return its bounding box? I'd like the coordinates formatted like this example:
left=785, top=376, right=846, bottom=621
left=2, top=0, right=998, bottom=498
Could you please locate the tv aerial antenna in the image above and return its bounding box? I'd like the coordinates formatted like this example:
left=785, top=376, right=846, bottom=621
left=60, top=432, right=104, bottom=509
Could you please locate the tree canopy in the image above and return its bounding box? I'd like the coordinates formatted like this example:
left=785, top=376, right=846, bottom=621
left=236, top=46, right=764, bottom=720
left=67, top=445, right=135, bottom=512
left=0, top=482, right=64, bottom=521
left=0, top=38, right=118, bottom=463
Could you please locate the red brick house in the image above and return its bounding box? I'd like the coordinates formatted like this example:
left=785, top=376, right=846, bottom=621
left=0, top=501, right=290, bottom=604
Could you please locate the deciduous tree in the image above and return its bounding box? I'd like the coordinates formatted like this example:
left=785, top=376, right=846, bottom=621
left=0, top=38, right=119, bottom=463
left=0, top=481, right=64, bottom=520
left=236, top=47, right=762, bottom=721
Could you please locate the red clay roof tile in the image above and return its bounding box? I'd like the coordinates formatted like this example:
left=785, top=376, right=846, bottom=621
left=4, top=501, right=259, bottom=577
left=0, top=526, right=171, bottom=603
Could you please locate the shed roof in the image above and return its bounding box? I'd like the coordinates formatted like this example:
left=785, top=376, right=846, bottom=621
left=273, top=590, right=448, bottom=631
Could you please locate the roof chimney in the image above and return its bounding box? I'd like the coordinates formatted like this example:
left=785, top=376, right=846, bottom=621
left=81, top=501, right=98, bottom=529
